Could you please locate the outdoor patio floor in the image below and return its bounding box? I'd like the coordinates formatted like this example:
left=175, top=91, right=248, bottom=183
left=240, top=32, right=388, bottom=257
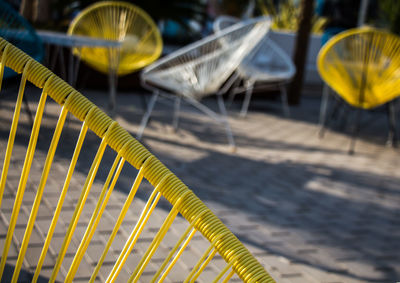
left=0, top=85, right=399, bottom=283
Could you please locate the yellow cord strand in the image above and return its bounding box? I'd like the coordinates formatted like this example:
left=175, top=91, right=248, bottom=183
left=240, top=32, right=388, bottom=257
left=66, top=153, right=125, bottom=281
left=88, top=157, right=150, bottom=283
left=33, top=122, right=88, bottom=283
left=13, top=92, right=67, bottom=283
left=106, top=189, right=162, bottom=283
left=0, top=50, right=26, bottom=209
left=0, top=60, right=44, bottom=279
left=152, top=208, right=208, bottom=283
left=50, top=122, right=113, bottom=283
left=106, top=173, right=171, bottom=283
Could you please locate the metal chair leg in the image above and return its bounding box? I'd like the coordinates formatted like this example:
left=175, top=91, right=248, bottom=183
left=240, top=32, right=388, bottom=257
left=217, top=93, right=236, bottom=149
left=279, top=84, right=290, bottom=117
left=319, top=83, right=330, bottom=138
left=387, top=100, right=398, bottom=147
left=174, top=94, right=236, bottom=149
left=140, top=94, right=148, bottom=112
left=227, top=77, right=242, bottom=108
left=137, top=91, right=159, bottom=140
left=107, top=69, right=118, bottom=116
left=349, top=108, right=361, bottom=155
left=240, top=80, right=254, bottom=118
left=172, top=96, right=181, bottom=131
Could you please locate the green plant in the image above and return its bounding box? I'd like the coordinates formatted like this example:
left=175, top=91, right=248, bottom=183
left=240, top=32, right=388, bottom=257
left=258, top=0, right=326, bottom=33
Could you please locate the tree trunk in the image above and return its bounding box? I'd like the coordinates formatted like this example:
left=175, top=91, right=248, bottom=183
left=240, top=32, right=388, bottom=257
left=20, top=0, right=51, bottom=23
left=288, top=0, right=314, bottom=105
left=34, top=0, right=51, bottom=23
left=20, top=0, right=34, bottom=21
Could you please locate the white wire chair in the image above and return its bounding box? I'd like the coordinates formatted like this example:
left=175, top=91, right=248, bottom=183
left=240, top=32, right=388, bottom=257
left=213, top=16, right=296, bottom=117
left=137, top=17, right=272, bottom=149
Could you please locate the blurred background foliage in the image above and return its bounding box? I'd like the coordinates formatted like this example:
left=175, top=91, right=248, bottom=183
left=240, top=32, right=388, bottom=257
left=52, top=0, right=207, bottom=30
left=257, top=0, right=326, bottom=33
left=16, top=0, right=400, bottom=37
left=378, top=0, right=400, bottom=35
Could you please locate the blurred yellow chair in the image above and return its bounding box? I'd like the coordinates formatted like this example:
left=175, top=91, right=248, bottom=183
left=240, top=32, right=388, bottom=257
left=0, top=37, right=274, bottom=282
left=318, top=27, right=400, bottom=153
left=68, top=1, right=162, bottom=112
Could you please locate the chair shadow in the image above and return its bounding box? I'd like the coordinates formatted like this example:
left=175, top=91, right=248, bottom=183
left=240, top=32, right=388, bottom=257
left=0, top=87, right=399, bottom=282
left=2, top=264, right=59, bottom=283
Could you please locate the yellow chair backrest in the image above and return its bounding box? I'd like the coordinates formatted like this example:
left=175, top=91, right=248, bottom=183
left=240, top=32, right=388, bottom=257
left=0, top=38, right=274, bottom=282
left=317, top=27, right=400, bottom=109
left=68, top=1, right=162, bottom=76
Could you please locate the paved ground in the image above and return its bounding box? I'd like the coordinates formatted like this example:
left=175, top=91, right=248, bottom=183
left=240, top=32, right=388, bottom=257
left=0, top=85, right=399, bottom=283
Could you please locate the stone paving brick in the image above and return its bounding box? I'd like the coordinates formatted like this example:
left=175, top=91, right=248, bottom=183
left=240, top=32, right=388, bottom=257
left=0, top=239, right=19, bottom=259
left=61, top=254, right=94, bottom=280
left=160, top=260, right=190, bottom=282
left=13, top=226, right=43, bottom=247
left=25, top=244, right=55, bottom=269
left=49, top=234, right=80, bottom=257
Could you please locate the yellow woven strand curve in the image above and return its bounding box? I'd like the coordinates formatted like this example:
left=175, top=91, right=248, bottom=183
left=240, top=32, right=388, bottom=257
left=152, top=209, right=209, bottom=283
left=66, top=152, right=124, bottom=281
left=12, top=95, right=67, bottom=282
left=0, top=45, right=22, bottom=210
left=89, top=158, right=148, bottom=283
left=185, top=230, right=230, bottom=283
left=213, top=262, right=233, bottom=283
left=0, top=60, right=46, bottom=279
left=0, top=44, right=8, bottom=91
left=222, top=269, right=235, bottom=283
left=192, top=249, right=218, bottom=283
left=50, top=123, right=111, bottom=283
left=129, top=190, right=190, bottom=283
left=33, top=122, right=89, bottom=283
left=67, top=1, right=162, bottom=75
left=106, top=189, right=162, bottom=283
left=184, top=243, right=215, bottom=283
left=107, top=173, right=171, bottom=282
left=158, top=228, right=197, bottom=282
left=318, top=28, right=400, bottom=109
left=129, top=207, right=180, bottom=283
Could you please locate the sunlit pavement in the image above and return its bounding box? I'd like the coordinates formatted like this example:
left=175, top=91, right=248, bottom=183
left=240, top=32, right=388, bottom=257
left=0, top=86, right=399, bottom=282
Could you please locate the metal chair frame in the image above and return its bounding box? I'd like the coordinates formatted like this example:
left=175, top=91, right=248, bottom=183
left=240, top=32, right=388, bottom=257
left=67, top=1, right=162, bottom=114
left=213, top=16, right=295, bottom=118
left=318, top=27, right=400, bottom=153
left=137, top=17, right=272, bottom=149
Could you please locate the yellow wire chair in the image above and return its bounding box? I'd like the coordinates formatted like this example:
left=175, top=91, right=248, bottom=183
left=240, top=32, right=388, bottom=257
left=0, top=38, right=274, bottom=282
left=317, top=27, right=400, bottom=153
left=68, top=1, right=163, bottom=113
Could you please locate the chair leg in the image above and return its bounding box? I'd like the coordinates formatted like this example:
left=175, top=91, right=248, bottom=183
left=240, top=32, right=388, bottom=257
left=137, top=91, right=159, bottom=140
left=349, top=108, right=361, bottom=155
left=140, top=94, right=148, bottom=111
left=108, top=69, right=118, bottom=116
left=58, top=47, right=67, bottom=80
left=319, top=83, right=330, bottom=138
left=227, top=78, right=242, bottom=108
left=183, top=95, right=236, bottom=149
left=72, top=49, right=82, bottom=88
left=217, top=93, right=236, bottom=149
left=240, top=81, right=254, bottom=118
left=387, top=100, right=398, bottom=147
left=172, top=96, right=181, bottom=131
left=279, top=84, right=290, bottom=118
